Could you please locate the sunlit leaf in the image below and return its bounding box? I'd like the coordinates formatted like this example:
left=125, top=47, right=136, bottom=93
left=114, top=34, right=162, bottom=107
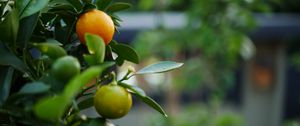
left=34, top=64, right=113, bottom=122
left=136, top=61, right=183, bottom=75
left=85, top=33, right=106, bottom=65
left=33, top=43, right=67, bottom=60
left=63, top=62, right=114, bottom=99
left=34, top=95, right=69, bottom=121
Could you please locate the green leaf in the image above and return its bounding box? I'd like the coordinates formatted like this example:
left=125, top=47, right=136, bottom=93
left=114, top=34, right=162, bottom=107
left=136, top=61, right=183, bottom=75
left=16, top=12, right=39, bottom=48
left=81, top=2, right=97, bottom=13
left=0, top=43, right=27, bottom=73
left=85, top=33, right=106, bottom=65
left=19, top=82, right=50, bottom=94
left=84, top=54, right=98, bottom=66
left=65, top=0, right=82, bottom=12
left=16, top=0, right=50, bottom=19
left=78, top=97, right=94, bottom=110
left=34, top=64, right=113, bottom=122
left=34, top=95, right=69, bottom=121
left=110, top=43, right=139, bottom=64
left=96, top=0, right=112, bottom=10
left=0, top=9, right=19, bottom=44
left=106, top=2, right=131, bottom=13
left=132, top=92, right=167, bottom=117
left=63, top=62, right=114, bottom=99
left=33, top=43, right=67, bottom=60
left=118, top=82, right=146, bottom=97
left=0, top=67, right=14, bottom=106
left=46, top=39, right=63, bottom=46
left=48, top=3, right=77, bottom=13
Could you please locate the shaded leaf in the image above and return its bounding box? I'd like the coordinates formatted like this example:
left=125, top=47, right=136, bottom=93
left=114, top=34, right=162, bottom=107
left=0, top=43, right=27, bottom=73
left=17, top=0, right=50, bottom=19
left=0, top=67, right=14, bottom=106
left=65, top=0, right=82, bottom=12
left=110, top=43, right=139, bottom=64
left=16, top=12, right=39, bottom=48
left=106, top=2, right=131, bottom=13
left=136, top=61, right=183, bottom=75
left=132, top=92, right=167, bottom=117
left=81, top=2, right=97, bottom=13
left=78, top=97, right=94, bottom=110
left=19, top=82, right=50, bottom=94
left=0, top=9, right=19, bottom=44
left=96, top=0, right=112, bottom=10
left=118, top=82, right=146, bottom=97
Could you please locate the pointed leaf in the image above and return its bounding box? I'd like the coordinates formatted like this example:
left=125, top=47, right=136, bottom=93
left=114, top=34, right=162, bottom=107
left=16, top=12, right=39, bottom=48
left=19, top=82, right=50, bottom=94
left=110, top=43, right=139, bottom=64
left=106, top=2, right=131, bottom=13
left=0, top=9, right=19, bottom=44
left=34, top=63, right=113, bottom=122
left=136, top=61, right=183, bottom=75
left=17, top=0, right=50, bottom=19
left=96, top=0, right=112, bottom=10
left=33, top=43, right=67, bottom=60
left=84, top=54, right=98, bottom=66
left=85, top=33, right=106, bottom=64
left=118, top=82, right=146, bottom=97
left=81, top=3, right=97, bottom=13
left=46, top=39, right=63, bottom=46
left=0, top=43, right=27, bottom=73
left=0, top=67, right=14, bottom=106
left=34, top=95, right=69, bottom=121
left=132, top=92, right=167, bottom=117
left=63, top=62, right=114, bottom=99
left=65, top=0, right=82, bottom=12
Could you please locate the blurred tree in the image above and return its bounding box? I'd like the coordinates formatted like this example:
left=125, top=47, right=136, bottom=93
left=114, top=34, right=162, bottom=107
left=133, top=0, right=276, bottom=101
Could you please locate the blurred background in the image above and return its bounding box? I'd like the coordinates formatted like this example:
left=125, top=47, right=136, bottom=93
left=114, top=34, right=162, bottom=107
left=86, top=0, right=300, bottom=126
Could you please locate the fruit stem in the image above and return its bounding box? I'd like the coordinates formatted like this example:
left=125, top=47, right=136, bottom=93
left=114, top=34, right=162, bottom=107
left=110, top=72, right=118, bottom=86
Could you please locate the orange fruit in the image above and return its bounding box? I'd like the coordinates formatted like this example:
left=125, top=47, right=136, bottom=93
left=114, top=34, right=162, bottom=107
left=76, top=9, right=115, bottom=45
left=94, top=82, right=132, bottom=119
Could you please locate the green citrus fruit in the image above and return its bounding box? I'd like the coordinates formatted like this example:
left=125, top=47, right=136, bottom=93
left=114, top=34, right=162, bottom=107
left=94, top=82, right=132, bottom=119
left=51, top=56, right=80, bottom=82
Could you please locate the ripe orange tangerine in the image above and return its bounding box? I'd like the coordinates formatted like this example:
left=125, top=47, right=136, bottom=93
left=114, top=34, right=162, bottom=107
left=76, top=9, right=115, bottom=45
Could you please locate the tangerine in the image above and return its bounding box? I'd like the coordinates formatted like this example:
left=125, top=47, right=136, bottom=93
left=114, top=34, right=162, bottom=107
left=76, top=9, right=115, bottom=45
